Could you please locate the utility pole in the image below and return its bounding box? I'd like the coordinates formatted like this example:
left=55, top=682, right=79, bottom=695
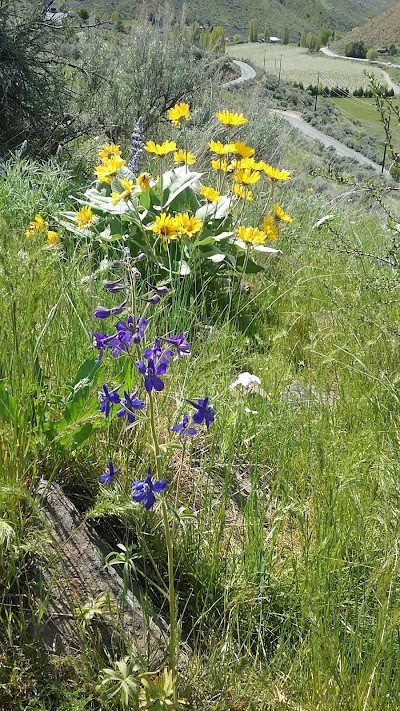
left=263, top=49, right=266, bottom=71
left=278, top=53, right=282, bottom=84
left=314, top=72, right=320, bottom=112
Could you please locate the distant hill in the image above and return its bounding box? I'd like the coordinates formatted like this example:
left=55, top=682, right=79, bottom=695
left=332, top=2, right=400, bottom=53
left=66, top=0, right=400, bottom=37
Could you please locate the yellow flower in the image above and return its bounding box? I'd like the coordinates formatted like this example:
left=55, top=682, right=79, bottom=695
left=263, top=163, right=291, bottom=181
left=175, top=213, right=203, bottom=237
left=308, top=187, right=314, bottom=193
left=200, top=186, right=221, bottom=203
left=47, top=230, right=59, bottom=245
left=237, top=225, right=268, bottom=245
left=137, top=173, right=150, bottom=192
left=98, top=143, right=121, bottom=163
left=273, top=203, right=293, bottom=223
left=174, top=149, right=196, bottom=165
left=231, top=141, right=254, bottom=158
left=233, top=168, right=261, bottom=185
left=152, top=212, right=179, bottom=242
left=94, top=155, right=126, bottom=184
left=233, top=184, right=253, bottom=201
left=25, top=214, right=48, bottom=236
left=211, top=158, right=229, bottom=172
left=216, top=110, right=247, bottom=127
left=76, top=206, right=94, bottom=229
left=144, top=140, right=177, bottom=156
left=111, top=179, right=134, bottom=205
left=208, top=140, right=235, bottom=156
left=167, top=102, right=190, bottom=126
left=263, top=216, right=279, bottom=240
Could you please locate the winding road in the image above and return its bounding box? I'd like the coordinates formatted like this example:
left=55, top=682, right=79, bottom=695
left=225, top=58, right=391, bottom=178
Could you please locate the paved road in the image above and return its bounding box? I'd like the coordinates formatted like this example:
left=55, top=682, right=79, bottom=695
left=272, top=109, right=391, bottom=177
left=223, top=59, right=256, bottom=87
left=320, top=47, right=400, bottom=95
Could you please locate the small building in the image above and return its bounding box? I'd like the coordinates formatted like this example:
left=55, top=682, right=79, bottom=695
left=377, top=47, right=389, bottom=54
left=44, top=9, right=67, bottom=27
left=269, top=36, right=281, bottom=44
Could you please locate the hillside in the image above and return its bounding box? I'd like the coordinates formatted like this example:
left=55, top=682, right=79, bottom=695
left=66, top=0, right=400, bottom=37
left=332, top=1, right=400, bottom=52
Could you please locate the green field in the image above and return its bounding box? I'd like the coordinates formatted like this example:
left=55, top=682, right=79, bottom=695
left=227, top=43, right=388, bottom=89
left=329, top=96, right=400, bottom=151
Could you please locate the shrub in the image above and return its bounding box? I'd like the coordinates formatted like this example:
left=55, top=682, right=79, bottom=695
left=366, top=48, right=378, bottom=60
left=0, top=0, right=70, bottom=152
left=75, top=24, right=208, bottom=140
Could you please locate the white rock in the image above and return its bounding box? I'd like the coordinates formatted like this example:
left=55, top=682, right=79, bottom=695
left=229, top=372, right=266, bottom=396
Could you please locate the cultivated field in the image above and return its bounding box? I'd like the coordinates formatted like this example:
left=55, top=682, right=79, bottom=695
left=227, top=43, right=387, bottom=89
left=330, top=96, right=400, bottom=151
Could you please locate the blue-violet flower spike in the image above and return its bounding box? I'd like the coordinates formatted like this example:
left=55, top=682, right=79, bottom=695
left=141, top=294, right=161, bottom=305
left=99, top=459, right=121, bottom=485
left=187, top=397, right=215, bottom=430
left=131, top=467, right=168, bottom=509
left=103, top=278, right=127, bottom=293
left=136, top=358, right=167, bottom=394
left=171, top=412, right=197, bottom=436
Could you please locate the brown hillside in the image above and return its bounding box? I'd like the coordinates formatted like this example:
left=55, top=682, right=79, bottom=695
left=333, top=2, right=400, bottom=52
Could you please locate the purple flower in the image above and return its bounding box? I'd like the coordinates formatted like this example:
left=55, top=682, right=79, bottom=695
left=151, top=285, right=170, bottom=296
left=127, top=117, right=145, bottom=174
left=171, top=412, right=197, bottom=436
left=136, top=358, right=168, bottom=394
left=143, top=338, right=174, bottom=364
left=132, top=317, right=149, bottom=344
left=94, top=299, right=128, bottom=320
left=116, top=389, right=145, bottom=423
left=131, top=468, right=168, bottom=509
left=142, top=294, right=161, bottom=305
left=92, top=331, right=109, bottom=361
left=98, top=383, right=122, bottom=418
left=99, top=459, right=121, bottom=485
left=103, top=278, right=127, bottom=293
left=163, top=332, right=190, bottom=357
left=111, top=260, right=124, bottom=268
left=131, top=267, right=141, bottom=279
left=136, top=253, right=147, bottom=262
left=187, top=397, right=215, bottom=430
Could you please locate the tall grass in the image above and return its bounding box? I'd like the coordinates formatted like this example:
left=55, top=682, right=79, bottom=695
left=1, top=148, right=400, bottom=710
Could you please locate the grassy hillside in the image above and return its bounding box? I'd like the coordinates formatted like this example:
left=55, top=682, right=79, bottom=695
left=66, top=0, right=400, bottom=36
left=332, top=1, right=400, bottom=53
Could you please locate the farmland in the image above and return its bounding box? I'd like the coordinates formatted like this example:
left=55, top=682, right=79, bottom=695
left=226, top=43, right=388, bottom=89
left=329, top=96, right=400, bottom=152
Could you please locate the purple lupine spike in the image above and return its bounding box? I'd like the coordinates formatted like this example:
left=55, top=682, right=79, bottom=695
left=127, top=117, right=145, bottom=174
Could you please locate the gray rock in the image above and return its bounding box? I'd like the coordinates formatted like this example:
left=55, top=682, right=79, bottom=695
left=281, top=382, right=336, bottom=407
left=35, top=480, right=170, bottom=665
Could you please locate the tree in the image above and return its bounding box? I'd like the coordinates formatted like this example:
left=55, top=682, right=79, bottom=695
left=366, top=48, right=378, bottom=60
left=345, top=41, right=367, bottom=59
left=210, top=26, right=225, bottom=53
left=282, top=26, right=289, bottom=45
left=318, top=27, right=331, bottom=46
left=249, top=17, right=258, bottom=42
left=264, top=23, right=270, bottom=42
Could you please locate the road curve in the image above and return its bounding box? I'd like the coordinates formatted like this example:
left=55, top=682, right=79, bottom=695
left=272, top=109, right=391, bottom=177
left=223, top=59, right=256, bottom=87
left=320, top=47, right=400, bottom=95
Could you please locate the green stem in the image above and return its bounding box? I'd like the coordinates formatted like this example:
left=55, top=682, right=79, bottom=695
left=147, top=390, right=177, bottom=697
left=161, top=498, right=177, bottom=696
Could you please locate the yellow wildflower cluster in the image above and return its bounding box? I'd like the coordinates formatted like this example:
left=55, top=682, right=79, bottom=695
left=25, top=214, right=59, bottom=246
left=95, top=144, right=126, bottom=185
left=167, top=102, right=190, bottom=127
left=152, top=212, right=203, bottom=242
left=76, top=206, right=94, bottom=229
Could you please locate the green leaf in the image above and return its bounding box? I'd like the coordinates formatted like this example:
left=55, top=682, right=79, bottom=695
left=0, top=381, right=15, bottom=423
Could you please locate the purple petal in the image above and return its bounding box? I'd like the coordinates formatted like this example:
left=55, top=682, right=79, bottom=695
left=94, top=306, right=112, bottom=319
left=152, top=479, right=168, bottom=494
left=143, top=491, right=156, bottom=509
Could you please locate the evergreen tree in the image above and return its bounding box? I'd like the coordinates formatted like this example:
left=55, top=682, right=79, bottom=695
left=282, top=26, right=290, bottom=45
left=264, top=23, right=270, bottom=42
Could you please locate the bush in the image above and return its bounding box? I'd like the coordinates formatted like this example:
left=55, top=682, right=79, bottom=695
left=0, top=0, right=70, bottom=152
left=75, top=24, right=208, bottom=140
